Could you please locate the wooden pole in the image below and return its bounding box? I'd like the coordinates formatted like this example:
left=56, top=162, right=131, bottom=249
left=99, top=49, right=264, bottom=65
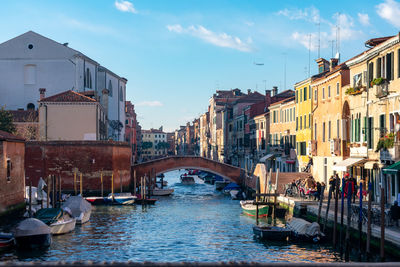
left=52, top=175, right=55, bottom=209
left=333, top=177, right=339, bottom=248
left=80, top=173, right=83, bottom=196
left=133, top=170, right=137, bottom=195
left=256, top=176, right=260, bottom=225
left=366, top=182, right=372, bottom=259
left=111, top=173, right=114, bottom=202
left=74, top=171, right=77, bottom=196
left=317, top=185, right=325, bottom=224
left=380, top=187, right=385, bottom=262
left=120, top=170, right=123, bottom=193
left=340, top=177, right=345, bottom=255
left=358, top=181, right=363, bottom=261
left=47, top=175, right=50, bottom=208
left=345, top=182, right=352, bottom=262
left=324, top=182, right=333, bottom=232
left=29, top=180, right=32, bottom=218
left=40, top=178, right=44, bottom=209
left=59, top=175, right=62, bottom=207
left=101, top=172, right=103, bottom=197
left=256, top=202, right=259, bottom=225
left=273, top=189, right=277, bottom=221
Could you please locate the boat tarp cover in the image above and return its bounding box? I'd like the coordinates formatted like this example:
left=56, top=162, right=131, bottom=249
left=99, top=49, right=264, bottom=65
left=223, top=183, right=240, bottom=191
left=34, top=208, right=63, bottom=225
left=287, top=218, right=322, bottom=237
left=62, top=195, right=91, bottom=218
left=15, top=218, right=51, bottom=237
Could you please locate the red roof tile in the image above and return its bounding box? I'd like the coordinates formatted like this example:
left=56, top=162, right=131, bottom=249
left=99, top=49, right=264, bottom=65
left=39, top=90, right=97, bottom=103
left=0, top=130, right=25, bottom=142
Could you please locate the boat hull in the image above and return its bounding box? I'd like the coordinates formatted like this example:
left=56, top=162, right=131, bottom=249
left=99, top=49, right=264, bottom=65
left=152, top=188, right=174, bottom=196
left=240, top=201, right=269, bottom=217
left=0, top=234, right=15, bottom=251
left=85, top=197, right=111, bottom=205
left=76, top=210, right=91, bottom=225
left=253, top=226, right=291, bottom=241
left=15, top=234, right=51, bottom=249
left=50, top=218, right=76, bottom=235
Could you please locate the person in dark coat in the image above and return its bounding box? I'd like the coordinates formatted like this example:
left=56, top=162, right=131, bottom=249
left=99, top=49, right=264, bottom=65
left=390, top=201, right=400, bottom=226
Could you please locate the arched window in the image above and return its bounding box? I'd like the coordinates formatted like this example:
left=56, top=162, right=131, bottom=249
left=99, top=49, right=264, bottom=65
left=27, top=103, right=35, bottom=110
left=119, top=86, right=123, bottom=101
left=108, top=80, right=113, bottom=96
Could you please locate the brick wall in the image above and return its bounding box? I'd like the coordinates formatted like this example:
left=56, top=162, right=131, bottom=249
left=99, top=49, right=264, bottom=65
left=25, top=141, right=131, bottom=194
left=0, top=140, right=25, bottom=213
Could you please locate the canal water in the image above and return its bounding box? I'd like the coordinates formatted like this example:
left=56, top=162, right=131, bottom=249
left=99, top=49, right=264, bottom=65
left=1, top=170, right=364, bottom=262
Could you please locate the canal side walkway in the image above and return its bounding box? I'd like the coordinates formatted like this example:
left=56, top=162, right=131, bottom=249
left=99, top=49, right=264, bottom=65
left=277, top=195, right=400, bottom=252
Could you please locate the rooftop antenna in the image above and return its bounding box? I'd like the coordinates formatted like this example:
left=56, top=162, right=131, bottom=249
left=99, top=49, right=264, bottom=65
left=282, top=52, right=287, bottom=90
left=263, top=80, right=267, bottom=90
left=318, top=22, right=321, bottom=59
left=329, top=40, right=335, bottom=58
left=308, top=34, right=311, bottom=77
left=336, top=13, right=341, bottom=62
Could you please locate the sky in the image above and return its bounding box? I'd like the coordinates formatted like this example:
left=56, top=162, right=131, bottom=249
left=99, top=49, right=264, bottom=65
left=1, top=0, right=400, bottom=132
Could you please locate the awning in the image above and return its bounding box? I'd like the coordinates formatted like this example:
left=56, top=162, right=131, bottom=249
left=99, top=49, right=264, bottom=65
left=383, top=161, right=400, bottom=174
left=259, top=154, right=275, bottom=162
left=364, top=160, right=378, bottom=170
left=332, top=158, right=366, bottom=172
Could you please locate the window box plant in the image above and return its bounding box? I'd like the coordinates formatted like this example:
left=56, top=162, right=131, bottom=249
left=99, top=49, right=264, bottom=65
left=371, top=77, right=386, bottom=86
left=376, top=133, right=395, bottom=152
left=345, top=86, right=365, bottom=95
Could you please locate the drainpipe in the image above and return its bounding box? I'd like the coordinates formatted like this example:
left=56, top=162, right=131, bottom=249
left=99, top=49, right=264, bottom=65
left=44, top=104, right=48, bottom=141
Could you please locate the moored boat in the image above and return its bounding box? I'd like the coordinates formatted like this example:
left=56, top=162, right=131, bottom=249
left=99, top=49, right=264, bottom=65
left=0, top=233, right=15, bottom=251
left=253, top=225, right=291, bottom=241
left=240, top=200, right=269, bottom=217
left=286, top=217, right=325, bottom=243
left=85, top=196, right=112, bottom=205
left=15, top=218, right=51, bottom=249
left=152, top=187, right=174, bottom=196
left=108, top=193, right=137, bottom=205
left=34, top=208, right=76, bottom=235
left=62, top=195, right=92, bottom=224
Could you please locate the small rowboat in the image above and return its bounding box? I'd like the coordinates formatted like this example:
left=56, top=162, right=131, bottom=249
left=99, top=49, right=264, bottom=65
left=253, top=225, right=291, bottom=241
left=0, top=233, right=15, bottom=251
left=108, top=193, right=136, bottom=205
left=85, top=196, right=112, bottom=205
left=15, top=218, right=52, bottom=249
left=240, top=200, right=269, bottom=217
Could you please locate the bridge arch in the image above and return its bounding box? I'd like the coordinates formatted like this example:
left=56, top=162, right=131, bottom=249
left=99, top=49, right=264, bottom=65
left=131, top=156, right=245, bottom=184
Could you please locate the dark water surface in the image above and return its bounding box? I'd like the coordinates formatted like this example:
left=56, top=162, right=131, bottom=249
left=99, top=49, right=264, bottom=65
left=1, top=170, right=357, bottom=262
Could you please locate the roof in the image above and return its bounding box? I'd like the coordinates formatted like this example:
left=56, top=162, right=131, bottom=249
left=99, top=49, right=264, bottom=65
left=269, top=96, right=295, bottom=108
left=0, top=130, right=25, bottom=142
left=142, top=129, right=166, bottom=134
left=39, top=90, right=97, bottom=103
left=312, top=63, right=348, bottom=83
left=9, top=110, right=38, bottom=122
left=365, top=36, right=394, bottom=47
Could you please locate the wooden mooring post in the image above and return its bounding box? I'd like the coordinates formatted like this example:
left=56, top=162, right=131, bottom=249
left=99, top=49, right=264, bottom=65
left=74, top=171, right=77, bottom=196
left=80, top=173, right=83, bottom=196
left=52, top=175, right=55, bottom=209
left=333, top=177, right=339, bottom=248
left=101, top=172, right=104, bottom=197
left=323, top=183, right=333, bottom=232
left=58, top=175, right=62, bottom=208
left=340, top=177, right=345, bottom=255
left=133, top=170, right=137, bottom=195
left=380, top=187, right=385, bottom=262
left=47, top=175, right=50, bottom=208
left=345, top=182, right=352, bottom=262
left=358, top=181, right=363, bottom=261
left=255, top=176, right=260, bottom=226
left=366, top=182, right=372, bottom=259
left=111, top=173, right=114, bottom=202
left=317, top=185, right=325, bottom=224
left=29, top=180, right=32, bottom=218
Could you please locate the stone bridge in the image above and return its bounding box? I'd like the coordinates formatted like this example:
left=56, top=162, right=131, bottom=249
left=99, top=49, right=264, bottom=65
left=131, top=156, right=246, bottom=184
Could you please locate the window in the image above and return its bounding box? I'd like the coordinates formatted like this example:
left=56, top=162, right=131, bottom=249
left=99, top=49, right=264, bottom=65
left=309, top=86, right=312, bottom=100
left=24, top=64, right=36, bottom=84
left=322, top=122, right=326, bottom=142
left=322, top=87, right=325, bottom=99
left=328, top=86, right=331, bottom=98
left=368, top=62, right=374, bottom=88
left=6, top=159, right=11, bottom=181
left=377, top=58, right=382, bottom=78
left=108, top=80, right=113, bottom=97
left=336, top=82, right=340, bottom=95
left=299, top=142, right=307, bottom=156
left=84, top=68, right=92, bottom=89
left=379, top=114, right=386, bottom=137
left=304, top=87, right=307, bottom=101
left=314, top=89, right=318, bottom=102
left=296, top=117, right=298, bottom=130
left=353, top=73, right=362, bottom=88
left=300, top=116, right=302, bottom=130
left=295, top=91, right=298, bottom=103
left=27, top=103, right=35, bottom=110
left=328, top=121, right=331, bottom=140
left=300, top=89, right=302, bottom=103
left=304, top=114, right=306, bottom=129
left=119, top=86, right=124, bottom=101
left=309, top=114, right=311, bottom=129
left=314, top=123, right=317, bottom=140
left=337, top=119, right=340, bottom=138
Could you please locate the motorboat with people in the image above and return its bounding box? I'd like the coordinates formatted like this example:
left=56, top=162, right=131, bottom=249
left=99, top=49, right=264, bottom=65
left=14, top=218, right=52, bottom=249
left=34, top=207, right=76, bottom=235
left=180, top=174, right=195, bottom=185
left=62, top=195, right=92, bottom=224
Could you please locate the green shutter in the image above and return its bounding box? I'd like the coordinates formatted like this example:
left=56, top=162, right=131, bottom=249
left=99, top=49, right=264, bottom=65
left=363, top=117, right=367, bottom=142
left=351, top=119, right=353, bottom=142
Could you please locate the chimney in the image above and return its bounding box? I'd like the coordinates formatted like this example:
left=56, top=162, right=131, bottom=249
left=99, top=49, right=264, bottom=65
left=39, top=88, right=46, bottom=100
left=247, top=89, right=251, bottom=95
left=265, top=90, right=272, bottom=109
left=272, top=86, right=278, bottom=97
left=316, top=58, right=329, bottom=74
left=330, top=58, right=339, bottom=70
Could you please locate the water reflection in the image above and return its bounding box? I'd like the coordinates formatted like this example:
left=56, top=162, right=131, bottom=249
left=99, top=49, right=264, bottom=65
left=0, top=169, right=368, bottom=262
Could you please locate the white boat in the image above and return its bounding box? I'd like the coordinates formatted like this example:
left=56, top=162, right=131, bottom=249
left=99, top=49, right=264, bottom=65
left=15, top=218, right=52, bottom=249
left=62, top=195, right=92, bottom=225
left=180, top=175, right=195, bottom=185
left=152, top=188, right=174, bottom=196
left=108, top=193, right=137, bottom=205
left=34, top=208, right=76, bottom=235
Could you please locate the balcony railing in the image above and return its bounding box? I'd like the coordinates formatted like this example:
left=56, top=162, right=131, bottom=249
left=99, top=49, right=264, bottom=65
left=380, top=142, right=400, bottom=161
left=349, top=142, right=367, bottom=157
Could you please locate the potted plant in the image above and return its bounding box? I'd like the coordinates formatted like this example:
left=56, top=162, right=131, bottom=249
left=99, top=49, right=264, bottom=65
left=345, top=87, right=364, bottom=95
left=375, top=133, right=395, bottom=152
left=371, top=77, right=386, bottom=86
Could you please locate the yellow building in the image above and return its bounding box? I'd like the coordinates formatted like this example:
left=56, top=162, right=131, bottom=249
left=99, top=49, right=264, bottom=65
left=268, top=96, right=296, bottom=172
left=294, top=78, right=313, bottom=170
left=142, top=129, right=167, bottom=158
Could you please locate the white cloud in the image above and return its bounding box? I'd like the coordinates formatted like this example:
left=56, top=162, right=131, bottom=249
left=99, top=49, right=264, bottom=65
left=292, top=32, right=322, bottom=51
left=332, top=13, right=362, bottom=41
left=358, top=13, right=370, bottom=26
left=244, top=21, right=254, bottom=26
left=60, top=16, right=119, bottom=36
left=377, top=0, right=400, bottom=27
left=137, top=101, right=163, bottom=107
left=115, top=0, right=137, bottom=14
left=166, top=24, right=252, bottom=52
left=277, top=6, right=322, bottom=23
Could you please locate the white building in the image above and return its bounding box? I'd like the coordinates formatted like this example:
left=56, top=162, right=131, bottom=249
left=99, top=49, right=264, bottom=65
left=0, top=31, right=127, bottom=141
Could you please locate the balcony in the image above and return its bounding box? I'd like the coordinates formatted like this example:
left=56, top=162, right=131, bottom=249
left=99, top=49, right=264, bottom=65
left=380, top=143, right=400, bottom=161
left=375, top=81, right=389, bottom=98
